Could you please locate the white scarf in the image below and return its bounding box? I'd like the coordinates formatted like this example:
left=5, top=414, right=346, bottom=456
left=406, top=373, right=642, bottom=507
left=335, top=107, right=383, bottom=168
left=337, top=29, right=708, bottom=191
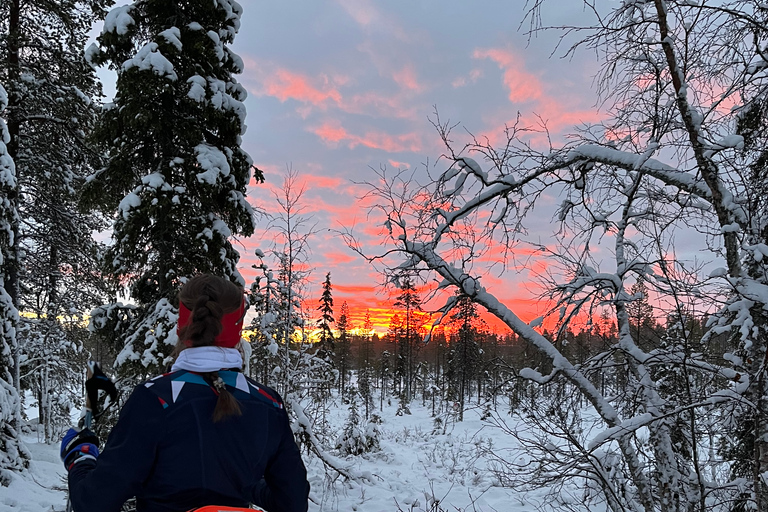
left=171, top=346, right=243, bottom=373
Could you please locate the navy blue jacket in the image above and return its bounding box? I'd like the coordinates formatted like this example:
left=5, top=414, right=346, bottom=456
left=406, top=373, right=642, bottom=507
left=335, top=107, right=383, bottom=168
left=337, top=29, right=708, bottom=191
left=68, top=370, right=309, bottom=512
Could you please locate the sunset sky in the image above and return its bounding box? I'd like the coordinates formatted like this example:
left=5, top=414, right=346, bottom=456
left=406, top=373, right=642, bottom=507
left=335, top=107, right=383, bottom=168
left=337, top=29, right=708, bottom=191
left=94, top=1, right=617, bottom=333
left=227, top=0, right=609, bottom=333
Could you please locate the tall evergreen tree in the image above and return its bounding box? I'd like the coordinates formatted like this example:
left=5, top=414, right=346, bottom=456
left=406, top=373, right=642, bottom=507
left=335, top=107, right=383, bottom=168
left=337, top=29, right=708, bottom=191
left=447, top=294, right=481, bottom=421
left=0, top=82, right=28, bottom=483
left=86, top=0, right=259, bottom=380
left=336, top=301, right=352, bottom=399
left=386, top=312, right=403, bottom=395
left=393, top=276, right=423, bottom=402
left=316, top=271, right=334, bottom=357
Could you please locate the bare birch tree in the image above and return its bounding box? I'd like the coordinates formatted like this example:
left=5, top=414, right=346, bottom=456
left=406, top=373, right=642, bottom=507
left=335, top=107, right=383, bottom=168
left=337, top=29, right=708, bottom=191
left=346, top=2, right=768, bottom=510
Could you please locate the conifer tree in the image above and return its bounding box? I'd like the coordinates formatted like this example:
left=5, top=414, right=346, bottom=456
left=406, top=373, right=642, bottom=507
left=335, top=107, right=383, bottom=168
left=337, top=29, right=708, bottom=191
left=0, top=83, right=28, bottom=482
left=86, top=0, right=259, bottom=380
left=317, top=271, right=335, bottom=357
left=626, top=278, right=657, bottom=351
left=447, top=294, right=481, bottom=421
left=336, top=301, right=352, bottom=399
left=386, top=313, right=404, bottom=395
left=393, top=276, right=423, bottom=402
left=357, top=310, right=374, bottom=418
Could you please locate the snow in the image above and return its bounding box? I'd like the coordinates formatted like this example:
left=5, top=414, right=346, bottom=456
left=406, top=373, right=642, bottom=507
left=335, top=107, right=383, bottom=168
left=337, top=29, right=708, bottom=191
left=141, top=173, right=170, bottom=190
left=187, top=75, right=207, bottom=102
left=3, top=400, right=559, bottom=512
left=159, top=27, right=183, bottom=52
left=715, top=134, right=744, bottom=150
left=709, top=267, right=728, bottom=278
left=0, top=434, right=69, bottom=512
left=0, top=85, right=14, bottom=189
left=122, top=43, right=178, bottom=81
left=84, top=43, right=100, bottom=67
left=117, top=191, right=141, bottom=220
left=207, top=31, right=226, bottom=61
left=103, top=5, right=135, bottom=35
left=195, top=143, right=231, bottom=185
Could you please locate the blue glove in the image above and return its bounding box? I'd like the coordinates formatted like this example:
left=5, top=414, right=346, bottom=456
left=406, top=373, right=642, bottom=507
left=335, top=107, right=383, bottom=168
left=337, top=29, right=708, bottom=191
left=61, top=427, right=100, bottom=470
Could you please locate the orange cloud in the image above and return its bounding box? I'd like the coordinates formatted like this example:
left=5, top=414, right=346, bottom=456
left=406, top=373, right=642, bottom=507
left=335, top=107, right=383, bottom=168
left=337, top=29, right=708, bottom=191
left=310, top=121, right=422, bottom=153
left=323, top=251, right=357, bottom=266
left=334, top=283, right=378, bottom=295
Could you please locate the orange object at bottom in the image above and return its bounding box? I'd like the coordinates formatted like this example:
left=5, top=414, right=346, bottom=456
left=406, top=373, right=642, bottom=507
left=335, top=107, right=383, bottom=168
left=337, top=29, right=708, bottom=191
left=188, top=506, right=267, bottom=512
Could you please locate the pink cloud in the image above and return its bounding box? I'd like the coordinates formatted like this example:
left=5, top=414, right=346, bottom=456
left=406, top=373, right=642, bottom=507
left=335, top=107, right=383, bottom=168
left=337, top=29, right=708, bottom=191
left=314, top=122, right=349, bottom=143
left=392, top=64, right=424, bottom=93
left=473, top=48, right=543, bottom=103
left=323, top=251, right=357, bottom=265
left=243, top=56, right=416, bottom=120
left=469, top=47, right=605, bottom=145
left=260, top=68, right=342, bottom=107
left=387, top=159, right=410, bottom=169
left=311, top=121, right=422, bottom=153
left=301, top=174, right=345, bottom=190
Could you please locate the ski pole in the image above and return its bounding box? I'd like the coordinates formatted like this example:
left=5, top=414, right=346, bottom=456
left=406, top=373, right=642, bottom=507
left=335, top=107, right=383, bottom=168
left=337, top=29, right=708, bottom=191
left=65, top=362, right=117, bottom=512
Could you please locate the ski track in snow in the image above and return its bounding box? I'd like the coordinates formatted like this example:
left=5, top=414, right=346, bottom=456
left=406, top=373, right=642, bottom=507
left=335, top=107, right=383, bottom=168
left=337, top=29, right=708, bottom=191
left=0, top=400, right=579, bottom=512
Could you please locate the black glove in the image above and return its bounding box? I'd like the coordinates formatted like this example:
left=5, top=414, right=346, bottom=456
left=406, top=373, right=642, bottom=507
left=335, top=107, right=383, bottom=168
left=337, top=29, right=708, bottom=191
left=85, top=362, right=118, bottom=419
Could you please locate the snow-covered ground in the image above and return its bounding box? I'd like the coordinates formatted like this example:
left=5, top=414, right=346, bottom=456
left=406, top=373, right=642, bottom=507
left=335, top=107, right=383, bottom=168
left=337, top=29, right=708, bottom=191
left=0, top=399, right=559, bottom=512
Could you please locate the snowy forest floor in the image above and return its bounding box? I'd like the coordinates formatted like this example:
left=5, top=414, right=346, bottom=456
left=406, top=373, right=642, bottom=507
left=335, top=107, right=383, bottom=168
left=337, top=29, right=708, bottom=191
left=0, top=397, right=581, bottom=512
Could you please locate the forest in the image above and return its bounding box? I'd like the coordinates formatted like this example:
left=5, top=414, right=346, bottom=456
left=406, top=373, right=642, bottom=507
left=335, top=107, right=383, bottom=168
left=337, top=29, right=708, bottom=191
left=3, top=0, right=768, bottom=511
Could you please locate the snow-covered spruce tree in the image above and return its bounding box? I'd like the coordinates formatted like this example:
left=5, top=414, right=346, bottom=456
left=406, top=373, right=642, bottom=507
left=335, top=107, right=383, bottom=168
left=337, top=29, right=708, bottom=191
left=334, top=389, right=379, bottom=456
left=0, top=83, right=28, bottom=483
left=345, top=1, right=768, bottom=509
left=85, top=0, right=258, bottom=381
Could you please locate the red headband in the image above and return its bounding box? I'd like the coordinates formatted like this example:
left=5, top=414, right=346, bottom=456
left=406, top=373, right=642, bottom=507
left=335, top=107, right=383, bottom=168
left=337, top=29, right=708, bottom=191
left=177, top=298, right=245, bottom=348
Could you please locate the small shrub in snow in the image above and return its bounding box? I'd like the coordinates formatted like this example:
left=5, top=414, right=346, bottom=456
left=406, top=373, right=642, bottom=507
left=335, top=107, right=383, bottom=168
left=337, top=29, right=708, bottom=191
left=335, top=392, right=379, bottom=456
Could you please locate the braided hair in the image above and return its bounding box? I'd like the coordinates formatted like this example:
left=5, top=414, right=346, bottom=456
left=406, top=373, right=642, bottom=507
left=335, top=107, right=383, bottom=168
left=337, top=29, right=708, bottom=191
left=176, top=275, right=243, bottom=422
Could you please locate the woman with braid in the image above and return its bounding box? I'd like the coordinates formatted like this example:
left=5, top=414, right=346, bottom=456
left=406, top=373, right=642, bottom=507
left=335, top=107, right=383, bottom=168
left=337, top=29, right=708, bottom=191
left=61, top=274, right=310, bottom=512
